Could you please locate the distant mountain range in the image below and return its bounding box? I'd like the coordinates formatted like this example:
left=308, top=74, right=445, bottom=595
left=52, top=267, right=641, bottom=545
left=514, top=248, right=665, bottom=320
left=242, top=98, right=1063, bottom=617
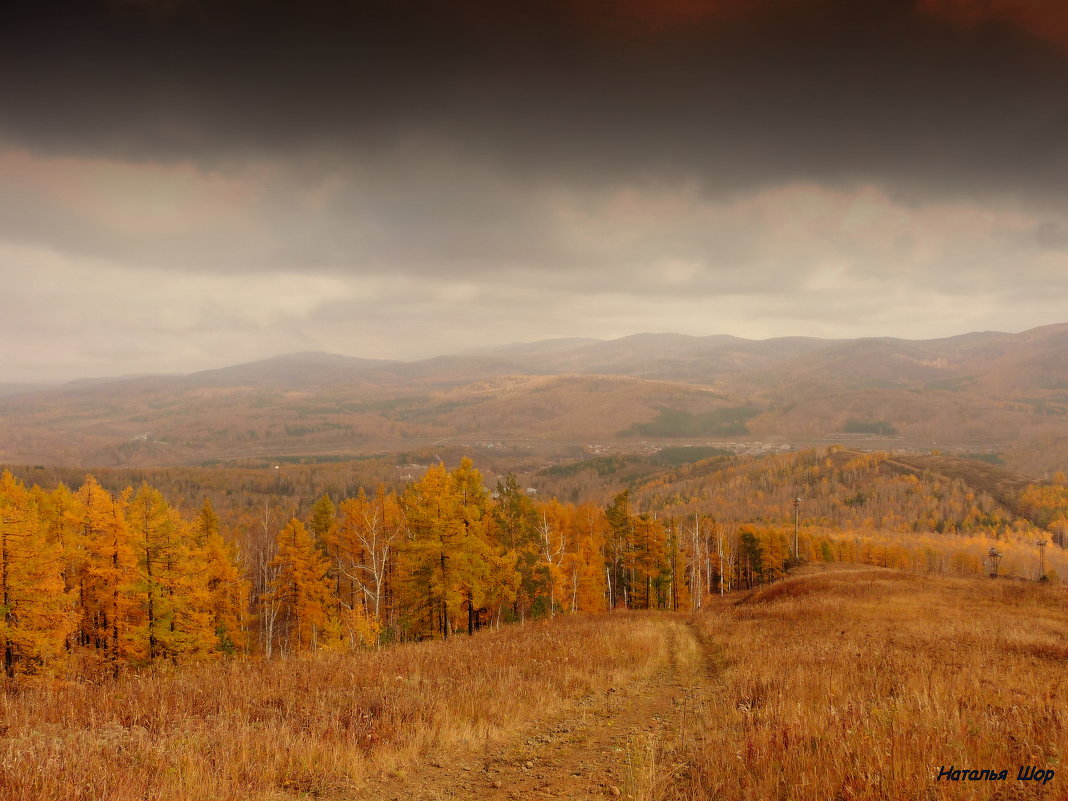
left=2, top=324, right=1067, bottom=475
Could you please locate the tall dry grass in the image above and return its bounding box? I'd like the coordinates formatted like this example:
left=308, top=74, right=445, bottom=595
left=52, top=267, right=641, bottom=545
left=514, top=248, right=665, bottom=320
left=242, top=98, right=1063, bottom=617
left=674, top=567, right=1068, bottom=800
left=0, top=614, right=670, bottom=801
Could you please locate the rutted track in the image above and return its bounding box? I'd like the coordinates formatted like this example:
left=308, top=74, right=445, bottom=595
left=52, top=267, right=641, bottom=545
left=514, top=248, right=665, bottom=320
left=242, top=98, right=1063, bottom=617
left=352, top=618, right=711, bottom=801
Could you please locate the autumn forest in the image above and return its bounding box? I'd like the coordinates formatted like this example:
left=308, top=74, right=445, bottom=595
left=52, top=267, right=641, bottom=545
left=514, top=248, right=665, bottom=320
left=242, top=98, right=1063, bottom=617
left=3, top=443, right=1066, bottom=681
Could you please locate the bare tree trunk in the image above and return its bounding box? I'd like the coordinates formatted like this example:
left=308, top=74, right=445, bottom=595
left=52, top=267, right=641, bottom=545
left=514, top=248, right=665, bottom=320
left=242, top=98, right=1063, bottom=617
left=441, top=551, right=449, bottom=640
left=691, top=514, right=702, bottom=613
left=718, top=531, right=725, bottom=596
left=257, top=502, right=281, bottom=659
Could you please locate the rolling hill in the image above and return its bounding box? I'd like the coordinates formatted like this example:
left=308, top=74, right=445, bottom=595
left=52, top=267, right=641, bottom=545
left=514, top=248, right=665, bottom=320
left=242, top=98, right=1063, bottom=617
left=2, top=324, right=1068, bottom=475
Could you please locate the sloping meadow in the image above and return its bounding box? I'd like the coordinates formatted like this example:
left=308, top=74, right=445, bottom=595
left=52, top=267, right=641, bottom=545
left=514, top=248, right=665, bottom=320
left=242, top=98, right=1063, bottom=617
left=678, top=568, right=1067, bottom=800
left=0, top=614, right=670, bottom=801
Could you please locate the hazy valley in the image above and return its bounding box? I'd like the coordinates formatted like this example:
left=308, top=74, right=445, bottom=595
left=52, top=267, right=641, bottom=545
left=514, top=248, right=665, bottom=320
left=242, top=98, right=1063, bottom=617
left=4, top=323, right=1068, bottom=479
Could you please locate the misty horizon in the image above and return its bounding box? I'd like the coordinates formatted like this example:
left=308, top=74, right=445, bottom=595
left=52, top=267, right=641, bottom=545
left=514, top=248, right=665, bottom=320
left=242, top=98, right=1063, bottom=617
left=6, top=320, right=1064, bottom=386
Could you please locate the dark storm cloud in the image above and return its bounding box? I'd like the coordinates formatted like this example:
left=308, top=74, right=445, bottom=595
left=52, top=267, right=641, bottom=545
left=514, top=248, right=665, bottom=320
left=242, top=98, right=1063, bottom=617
left=3, top=0, right=1068, bottom=197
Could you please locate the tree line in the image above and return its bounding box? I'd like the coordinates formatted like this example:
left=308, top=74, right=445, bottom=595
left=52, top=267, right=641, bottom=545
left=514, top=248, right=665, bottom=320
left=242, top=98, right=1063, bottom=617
left=0, top=458, right=800, bottom=676
left=4, top=451, right=1063, bottom=677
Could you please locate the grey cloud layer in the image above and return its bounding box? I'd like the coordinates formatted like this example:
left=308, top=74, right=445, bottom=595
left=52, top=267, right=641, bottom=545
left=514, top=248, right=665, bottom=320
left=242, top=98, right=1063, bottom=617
left=3, top=1, right=1068, bottom=196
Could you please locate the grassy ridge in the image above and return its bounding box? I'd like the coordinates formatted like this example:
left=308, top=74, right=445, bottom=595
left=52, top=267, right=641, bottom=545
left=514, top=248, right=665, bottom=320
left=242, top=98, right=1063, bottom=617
left=673, top=568, right=1068, bottom=800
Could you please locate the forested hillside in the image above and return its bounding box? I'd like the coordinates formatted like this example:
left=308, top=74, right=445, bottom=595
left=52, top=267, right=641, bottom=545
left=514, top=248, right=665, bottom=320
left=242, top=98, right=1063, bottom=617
left=632, top=448, right=1030, bottom=532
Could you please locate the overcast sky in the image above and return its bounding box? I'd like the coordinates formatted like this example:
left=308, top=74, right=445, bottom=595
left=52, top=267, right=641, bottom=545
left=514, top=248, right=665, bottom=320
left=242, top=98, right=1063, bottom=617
left=3, top=0, right=1068, bottom=381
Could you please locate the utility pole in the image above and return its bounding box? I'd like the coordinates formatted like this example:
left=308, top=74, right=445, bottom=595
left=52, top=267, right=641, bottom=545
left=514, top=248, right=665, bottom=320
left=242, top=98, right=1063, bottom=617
left=1038, top=539, right=1048, bottom=581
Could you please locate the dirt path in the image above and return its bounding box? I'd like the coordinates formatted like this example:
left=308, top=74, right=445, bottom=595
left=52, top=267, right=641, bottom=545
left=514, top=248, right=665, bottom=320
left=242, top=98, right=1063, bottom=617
left=354, top=618, right=709, bottom=801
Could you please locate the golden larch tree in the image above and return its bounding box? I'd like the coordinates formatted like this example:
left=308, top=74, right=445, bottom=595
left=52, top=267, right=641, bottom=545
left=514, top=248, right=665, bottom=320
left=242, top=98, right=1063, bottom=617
left=0, top=472, right=78, bottom=676
left=197, top=500, right=249, bottom=655
left=77, top=477, right=143, bottom=670
left=267, top=518, right=333, bottom=653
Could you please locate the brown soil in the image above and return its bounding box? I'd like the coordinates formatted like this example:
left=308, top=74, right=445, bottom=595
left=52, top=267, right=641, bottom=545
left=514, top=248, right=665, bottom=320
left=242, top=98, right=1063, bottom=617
left=353, top=618, right=710, bottom=801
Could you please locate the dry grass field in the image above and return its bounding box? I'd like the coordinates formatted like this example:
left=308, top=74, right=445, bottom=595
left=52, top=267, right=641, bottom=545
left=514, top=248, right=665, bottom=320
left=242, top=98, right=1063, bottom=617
left=671, top=568, right=1068, bottom=801
left=3, top=568, right=1064, bottom=801
left=0, top=614, right=671, bottom=801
